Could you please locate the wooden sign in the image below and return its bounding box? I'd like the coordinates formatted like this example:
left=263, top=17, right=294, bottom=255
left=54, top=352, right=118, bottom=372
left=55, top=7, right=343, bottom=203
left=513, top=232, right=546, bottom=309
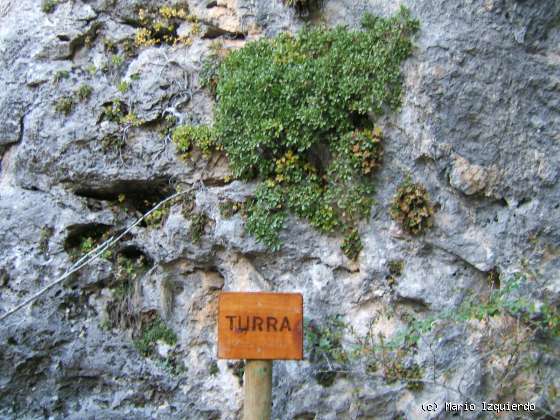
left=218, top=292, right=303, bottom=360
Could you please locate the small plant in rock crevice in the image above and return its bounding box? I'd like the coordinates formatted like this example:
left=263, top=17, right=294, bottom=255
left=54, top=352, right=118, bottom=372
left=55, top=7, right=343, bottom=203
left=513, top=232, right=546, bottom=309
left=54, top=97, right=74, bottom=115
left=133, top=316, right=177, bottom=357
left=67, top=232, right=113, bottom=262
left=117, top=80, right=129, bottom=94
left=387, top=259, right=404, bottom=287
left=144, top=193, right=195, bottom=228
left=106, top=254, right=149, bottom=329
left=390, top=179, right=434, bottom=235
left=76, top=84, right=93, bottom=101
left=172, top=124, right=220, bottom=158
left=41, top=0, right=59, bottom=14
left=100, top=99, right=144, bottom=129
left=341, top=228, right=363, bottom=260
left=53, top=70, right=70, bottom=84
left=219, top=199, right=244, bottom=218
left=190, top=212, right=210, bottom=243
left=134, top=4, right=198, bottom=48
left=305, top=315, right=348, bottom=387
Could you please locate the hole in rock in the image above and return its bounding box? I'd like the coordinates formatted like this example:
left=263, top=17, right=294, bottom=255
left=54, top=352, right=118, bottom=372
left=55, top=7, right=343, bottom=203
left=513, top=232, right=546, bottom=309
left=517, top=197, right=532, bottom=207
left=63, top=223, right=113, bottom=252
left=497, top=197, right=508, bottom=207
left=116, top=245, right=153, bottom=267
left=74, top=177, right=176, bottom=219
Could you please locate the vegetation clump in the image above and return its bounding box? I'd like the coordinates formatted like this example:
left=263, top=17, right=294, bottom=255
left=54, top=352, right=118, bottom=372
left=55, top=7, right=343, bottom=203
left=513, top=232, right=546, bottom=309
left=390, top=179, right=434, bottom=235
left=134, top=4, right=198, bottom=47
left=133, top=316, right=177, bottom=356
left=190, top=212, right=210, bottom=243
left=66, top=230, right=113, bottom=262
left=144, top=194, right=193, bottom=228
left=101, top=99, right=126, bottom=122
left=341, top=228, right=363, bottom=260
left=100, top=99, right=143, bottom=128
left=383, top=357, right=424, bottom=391
left=305, top=315, right=348, bottom=387
left=209, top=360, right=219, bottom=376
left=219, top=199, right=244, bottom=218
left=53, top=70, right=69, bottom=84
left=195, top=8, right=418, bottom=254
left=41, top=0, right=59, bottom=14
left=387, top=259, right=404, bottom=286
left=172, top=125, right=219, bottom=158
left=76, top=84, right=93, bottom=101
left=54, top=97, right=74, bottom=115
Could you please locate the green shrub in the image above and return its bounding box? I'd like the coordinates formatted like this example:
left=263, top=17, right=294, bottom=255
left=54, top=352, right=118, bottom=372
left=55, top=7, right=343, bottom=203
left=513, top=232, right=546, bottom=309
left=390, top=179, right=434, bottom=235
left=205, top=7, right=418, bottom=254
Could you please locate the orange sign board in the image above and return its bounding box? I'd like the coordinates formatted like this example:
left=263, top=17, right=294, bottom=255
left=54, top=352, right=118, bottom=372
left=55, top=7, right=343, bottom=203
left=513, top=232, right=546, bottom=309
left=218, top=292, right=303, bottom=360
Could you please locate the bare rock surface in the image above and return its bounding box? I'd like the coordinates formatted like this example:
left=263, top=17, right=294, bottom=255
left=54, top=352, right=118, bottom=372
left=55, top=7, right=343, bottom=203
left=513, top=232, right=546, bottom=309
left=0, top=0, right=559, bottom=419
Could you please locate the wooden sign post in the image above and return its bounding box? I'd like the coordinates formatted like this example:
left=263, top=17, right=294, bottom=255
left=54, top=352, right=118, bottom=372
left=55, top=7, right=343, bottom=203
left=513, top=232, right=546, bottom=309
left=218, top=292, right=304, bottom=420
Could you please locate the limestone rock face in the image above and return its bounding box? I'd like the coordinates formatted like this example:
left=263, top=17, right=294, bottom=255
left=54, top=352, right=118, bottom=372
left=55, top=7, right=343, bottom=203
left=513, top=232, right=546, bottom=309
left=1, top=0, right=559, bottom=419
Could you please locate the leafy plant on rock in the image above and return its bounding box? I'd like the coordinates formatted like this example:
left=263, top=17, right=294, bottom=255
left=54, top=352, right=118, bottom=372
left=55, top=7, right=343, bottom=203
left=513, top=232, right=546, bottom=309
left=133, top=316, right=177, bottom=357
left=54, top=97, right=74, bottom=115
left=41, top=0, right=59, bottom=14
left=219, top=199, right=244, bottom=218
left=190, top=212, right=210, bottom=243
left=172, top=124, right=219, bottom=158
left=76, top=84, right=93, bottom=101
left=341, top=228, right=363, bottom=260
left=53, top=70, right=69, bottom=84
left=134, top=4, right=198, bottom=48
left=193, top=7, right=419, bottom=255
left=390, top=178, right=434, bottom=235
left=305, top=315, right=349, bottom=387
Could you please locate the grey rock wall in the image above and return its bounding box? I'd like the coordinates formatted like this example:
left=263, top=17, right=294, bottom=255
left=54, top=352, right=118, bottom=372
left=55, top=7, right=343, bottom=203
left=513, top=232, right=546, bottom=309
left=0, top=0, right=559, bottom=419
